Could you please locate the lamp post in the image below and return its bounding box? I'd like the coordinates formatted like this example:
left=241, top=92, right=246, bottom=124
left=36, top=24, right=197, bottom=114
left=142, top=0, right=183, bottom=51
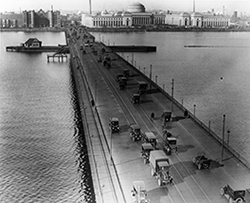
left=155, top=75, right=158, bottom=84
left=221, top=114, right=226, bottom=162
left=227, top=130, right=230, bottom=149
left=193, top=104, right=196, bottom=117
left=110, top=127, right=112, bottom=166
left=171, top=79, right=174, bottom=113
left=131, top=53, right=134, bottom=65
left=95, top=79, right=97, bottom=104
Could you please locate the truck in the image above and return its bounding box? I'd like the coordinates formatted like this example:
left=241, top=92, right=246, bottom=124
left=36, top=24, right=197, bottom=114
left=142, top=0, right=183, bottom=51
left=149, top=150, right=173, bottom=186
left=220, top=184, right=246, bottom=203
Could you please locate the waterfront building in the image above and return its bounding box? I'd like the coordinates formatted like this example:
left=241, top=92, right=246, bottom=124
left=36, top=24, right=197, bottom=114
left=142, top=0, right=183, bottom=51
left=82, top=2, right=230, bottom=29
left=165, top=11, right=230, bottom=28
left=22, top=38, right=42, bottom=48
left=23, top=8, right=61, bottom=28
left=82, top=2, right=165, bottom=28
left=0, top=12, right=22, bottom=28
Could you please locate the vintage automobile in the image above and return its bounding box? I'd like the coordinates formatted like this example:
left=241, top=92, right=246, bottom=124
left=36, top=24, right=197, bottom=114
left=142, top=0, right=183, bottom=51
left=137, top=81, right=148, bottom=95
left=149, top=150, right=173, bottom=186
left=164, top=137, right=177, bottom=155
left=143, top=132, right=158, bottom=149
left=123, top=69, right=130, bottom=78
left=116, top=73, right=124, bottom=82
left=161, top=111, right=172, bottom=127
left=220, top=184, right=246, bottom=203
left=130, top=124, right=142, bottom=141
left=109, top=117, right=120, bottom=133
left=103, top=55, right=111, bottom=68
left=192, top=152, right=212, bottom=170
left=131, top=93, right=141, bottom=104
left=163, top=128, right=172, bottom=139
left=131, top=181, right=150, bottom=203
left=119, top=80, right=126, bottom=90
left=141, top=143, right=154, bottom=164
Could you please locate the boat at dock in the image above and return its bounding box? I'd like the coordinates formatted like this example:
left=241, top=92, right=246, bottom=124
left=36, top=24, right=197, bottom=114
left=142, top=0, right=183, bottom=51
left=6, top=38, right=69, bottom=53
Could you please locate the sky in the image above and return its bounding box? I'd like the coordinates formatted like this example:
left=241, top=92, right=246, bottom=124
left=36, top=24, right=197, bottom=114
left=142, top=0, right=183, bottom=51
left=1, top=0, right=250, bottom=15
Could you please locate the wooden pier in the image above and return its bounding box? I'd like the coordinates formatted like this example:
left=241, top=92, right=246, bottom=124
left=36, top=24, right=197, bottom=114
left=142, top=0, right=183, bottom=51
left=47, top=53, right=68, bottom=62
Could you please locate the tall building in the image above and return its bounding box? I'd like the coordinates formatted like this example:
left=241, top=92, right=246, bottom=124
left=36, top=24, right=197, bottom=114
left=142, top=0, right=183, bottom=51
left=23, top=9, right=61, bottom=28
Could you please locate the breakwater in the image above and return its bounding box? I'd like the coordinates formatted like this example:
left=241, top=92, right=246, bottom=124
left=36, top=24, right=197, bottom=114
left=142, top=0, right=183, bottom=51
left=108, top=45, right=156, bottom=52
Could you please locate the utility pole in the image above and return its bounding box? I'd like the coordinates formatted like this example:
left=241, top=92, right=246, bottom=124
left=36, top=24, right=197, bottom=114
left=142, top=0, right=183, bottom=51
left=221, top=114, right=226, bottom=162
left=171, top=79, right=174, bottom=112
left=149, top=64, right=152, bottom=90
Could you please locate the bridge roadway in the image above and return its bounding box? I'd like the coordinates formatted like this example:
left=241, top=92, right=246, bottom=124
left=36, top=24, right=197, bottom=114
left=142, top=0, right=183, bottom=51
left=67, top=27, right=250, bottom=203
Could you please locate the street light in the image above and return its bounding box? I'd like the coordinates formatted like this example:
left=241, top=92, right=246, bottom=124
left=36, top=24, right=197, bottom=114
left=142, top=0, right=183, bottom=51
left=171, top=79, right=174, bottom=113
left=227, top=130, right=230, bottom=148
left=155, top=75, right=158, bottom=84
left=110, top=127, right=112, bottom=166
left=221, top=114, right=226, bottom=162
left=193, top=104, right=196, bottom=117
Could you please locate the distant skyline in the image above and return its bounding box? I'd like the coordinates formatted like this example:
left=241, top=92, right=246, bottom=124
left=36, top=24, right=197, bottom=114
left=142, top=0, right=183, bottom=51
left=1, top=0, right=250, bottom=15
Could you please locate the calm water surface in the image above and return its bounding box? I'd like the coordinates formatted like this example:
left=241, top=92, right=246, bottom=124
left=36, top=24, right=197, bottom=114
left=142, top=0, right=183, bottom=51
left=92, top=31, right=250, bottom=163
left=0, top=32, right=95, bottom=202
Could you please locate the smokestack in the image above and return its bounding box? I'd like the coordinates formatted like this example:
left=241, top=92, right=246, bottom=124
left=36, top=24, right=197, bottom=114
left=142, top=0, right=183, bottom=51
left=89, top=0, right=92, bottom=15
left=193, top=0, right=195, bottom=12
left=223, top=5, right=225, bottom=16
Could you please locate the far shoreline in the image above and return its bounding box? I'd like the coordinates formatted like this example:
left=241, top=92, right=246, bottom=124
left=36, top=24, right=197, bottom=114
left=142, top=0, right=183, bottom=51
left=1, top=26, right=250, bottom=33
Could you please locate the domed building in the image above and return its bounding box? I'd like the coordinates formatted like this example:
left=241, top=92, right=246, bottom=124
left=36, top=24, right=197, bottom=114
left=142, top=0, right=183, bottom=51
left=82, top=2, right=165, bottom=28
left=127, top=2, right=146, bottom=13
left=191, top=12, right=202, bottom=27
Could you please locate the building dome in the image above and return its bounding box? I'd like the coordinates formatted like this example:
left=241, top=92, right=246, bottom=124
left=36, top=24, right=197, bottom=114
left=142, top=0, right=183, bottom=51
left=127, top=2, right=146, bottom=13
left=180, top=12, right=190, bottom=17
left=114, top=11, right=123, bottom=16
left=191, top=12, right=202, bottom=17
left=101, top=10, right=109, bottom=15
left=122, top=11, right=132, bottom=16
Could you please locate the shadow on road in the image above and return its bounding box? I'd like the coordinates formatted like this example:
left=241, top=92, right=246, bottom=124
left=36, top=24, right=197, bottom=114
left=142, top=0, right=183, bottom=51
left=177, top=144, right=195, bottom=153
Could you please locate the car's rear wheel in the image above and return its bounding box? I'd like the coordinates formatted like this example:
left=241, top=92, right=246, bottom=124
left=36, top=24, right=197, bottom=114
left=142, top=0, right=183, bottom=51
left=220, top=188, right=225, bottom=196
left=236, top=198, right=243, bottom=203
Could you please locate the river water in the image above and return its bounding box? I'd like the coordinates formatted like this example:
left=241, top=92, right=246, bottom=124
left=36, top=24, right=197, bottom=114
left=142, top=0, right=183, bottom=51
left=92, top=31, right=250, bottom=164
left=0, top=32, right=95, bottom=203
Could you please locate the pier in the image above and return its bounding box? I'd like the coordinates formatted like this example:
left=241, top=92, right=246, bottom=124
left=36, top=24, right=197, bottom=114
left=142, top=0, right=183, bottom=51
left=67, top=26, right=250, bottom=203
left=6, top=45, right=69, bottom=53
left=47, top=53, right=68, bottom=62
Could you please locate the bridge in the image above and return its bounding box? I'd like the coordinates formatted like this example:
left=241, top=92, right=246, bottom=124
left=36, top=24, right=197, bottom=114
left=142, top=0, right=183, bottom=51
left=66, top=26, right=250, bottom=203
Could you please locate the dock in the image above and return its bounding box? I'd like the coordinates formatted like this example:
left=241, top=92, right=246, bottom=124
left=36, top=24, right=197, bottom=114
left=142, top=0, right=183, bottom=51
left=6, top=45, right=69, bottom=53
left=47, top=53, right=68, bottom=62
left=67, top=26, right=250, bottom=203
